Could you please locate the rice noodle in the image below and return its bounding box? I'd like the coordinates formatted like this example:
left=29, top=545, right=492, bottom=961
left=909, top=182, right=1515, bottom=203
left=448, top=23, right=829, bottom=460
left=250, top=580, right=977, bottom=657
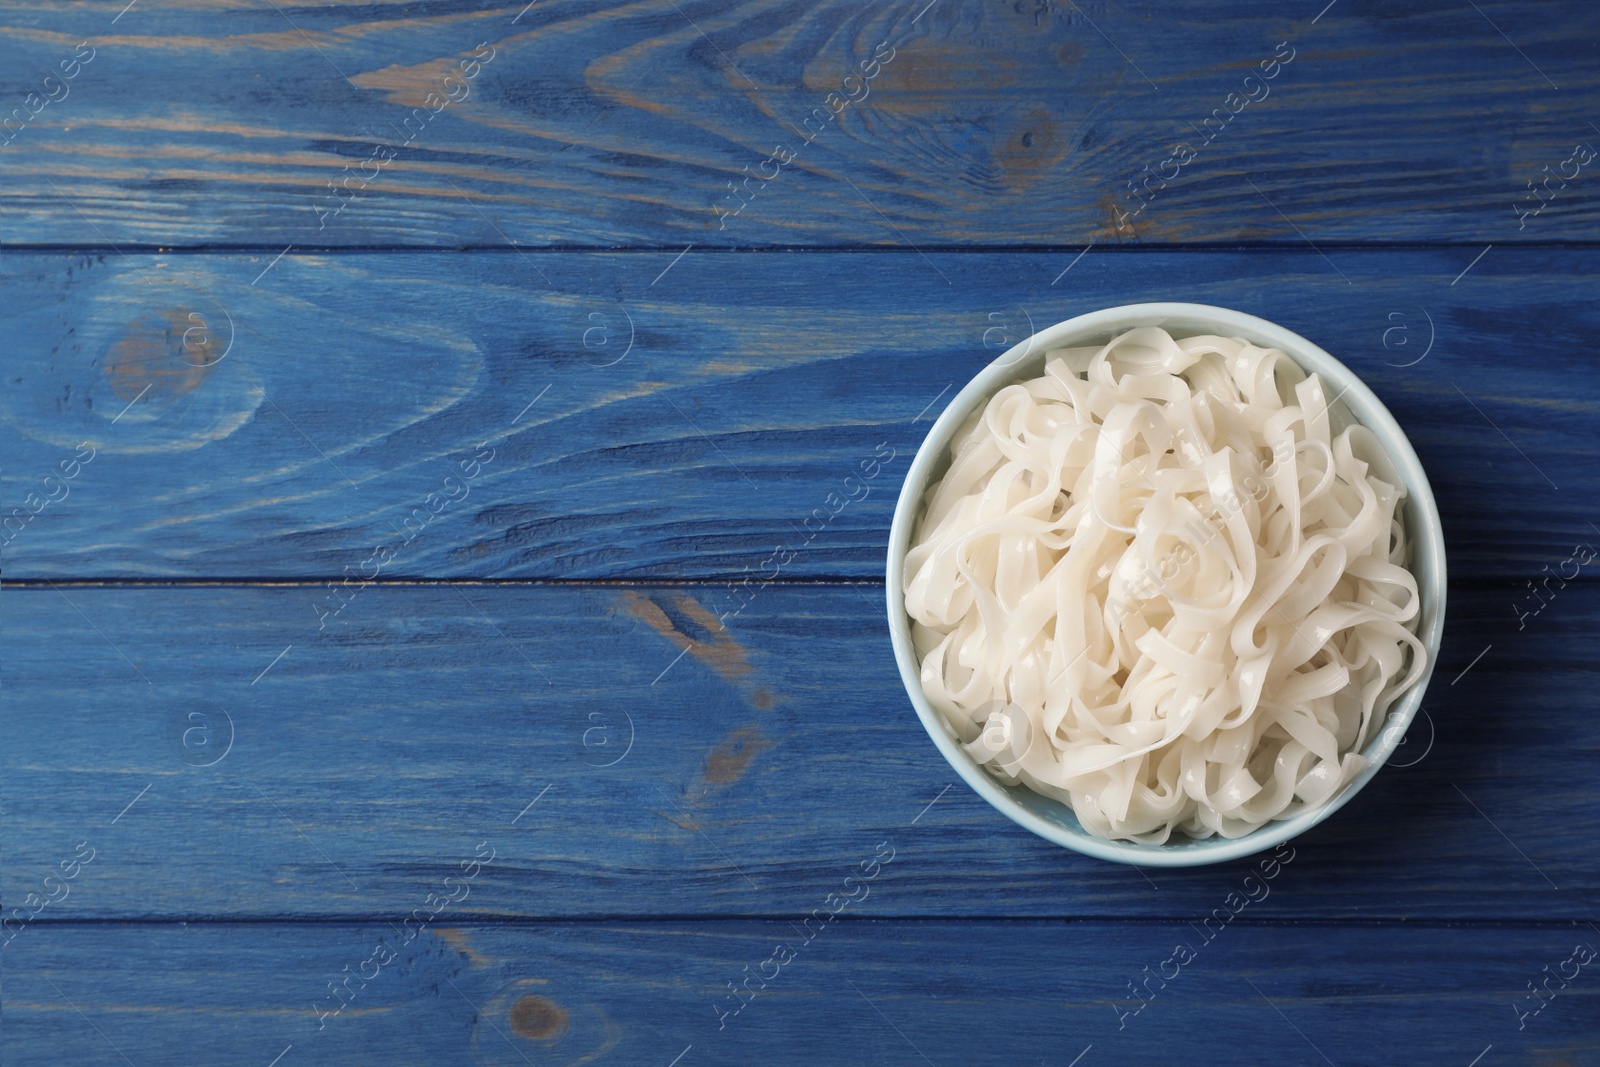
left=904, top=327, right=1427, bottom=843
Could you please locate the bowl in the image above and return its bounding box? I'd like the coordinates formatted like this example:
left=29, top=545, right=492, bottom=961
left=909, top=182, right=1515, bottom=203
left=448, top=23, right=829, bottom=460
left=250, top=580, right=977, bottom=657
left=885, top=303, right=1446, bottom=866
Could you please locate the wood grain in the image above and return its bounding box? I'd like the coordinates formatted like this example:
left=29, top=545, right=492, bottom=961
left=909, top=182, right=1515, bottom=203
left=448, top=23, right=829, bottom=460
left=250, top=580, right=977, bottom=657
left=3, top=249, right=1597, bottom=581
left=4, top=581, right=1596, bottom=922
left=4, top=6, right=1599, bottom=1064
left=7, top=920, right=1595, bottom=1066
left=0, top=1, right=1596, bottom=246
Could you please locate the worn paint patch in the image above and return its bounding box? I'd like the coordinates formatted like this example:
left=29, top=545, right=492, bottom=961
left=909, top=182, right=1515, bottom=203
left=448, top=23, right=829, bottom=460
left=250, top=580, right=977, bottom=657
left=621, top=591, right=753, bottom=682
left=509, top=994, right=570, bottom=1042
left=350, top=39, right=497, bottom=109
left=433, top=926, right=489, bottom=967
left=1097, top=190, right=1135, bottom=240
left=704, top=726, right=772, bottom=785
left=104, top=308, right=214, bottom=401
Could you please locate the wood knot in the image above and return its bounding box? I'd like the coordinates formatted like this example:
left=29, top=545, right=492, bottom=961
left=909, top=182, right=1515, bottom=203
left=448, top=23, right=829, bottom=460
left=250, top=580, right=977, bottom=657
left=704, top=727, right=772, bottom=785
left=509, top=995, right=569, bottom=1041
left=104, top=307, right=225, bottom=402
left=994, top=106, right=1065, bottom=192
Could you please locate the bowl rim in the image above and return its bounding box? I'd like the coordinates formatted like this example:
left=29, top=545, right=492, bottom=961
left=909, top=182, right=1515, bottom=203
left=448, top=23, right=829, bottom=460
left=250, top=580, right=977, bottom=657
left=884, top=302, right=1447, bottom=867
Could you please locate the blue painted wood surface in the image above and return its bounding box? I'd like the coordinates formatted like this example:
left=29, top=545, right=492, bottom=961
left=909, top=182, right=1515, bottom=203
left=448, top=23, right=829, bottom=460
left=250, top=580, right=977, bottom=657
left=2, top=581, right=1596, bottom=923
left=7, top=922, right=1597, bottom=1066
left=3, top=248, right=1597, bottom=581
left=3, top=1, right=1599, bottom=1064
left=0, top=2, right=1596, bottom=246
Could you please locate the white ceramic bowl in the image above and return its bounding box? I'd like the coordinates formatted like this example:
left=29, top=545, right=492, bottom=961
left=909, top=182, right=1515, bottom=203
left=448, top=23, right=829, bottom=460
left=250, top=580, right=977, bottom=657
left=885, top=303, right=1447, bottom=866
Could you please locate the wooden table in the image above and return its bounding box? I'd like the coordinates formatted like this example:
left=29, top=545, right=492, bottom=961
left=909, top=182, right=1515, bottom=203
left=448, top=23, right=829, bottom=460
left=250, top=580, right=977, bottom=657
left=4, top=2, right=1598, bottom=1063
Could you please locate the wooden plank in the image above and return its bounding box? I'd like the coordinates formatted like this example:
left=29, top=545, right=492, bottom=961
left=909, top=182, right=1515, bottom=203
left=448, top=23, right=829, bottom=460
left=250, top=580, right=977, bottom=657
left=6, top=920, right=1596, bottom=1065
left=1, top=1, right=1597, bottom=246
left=3, top=248, right=1597, bottom=581
left=4, top=581, right=1596, bottom=922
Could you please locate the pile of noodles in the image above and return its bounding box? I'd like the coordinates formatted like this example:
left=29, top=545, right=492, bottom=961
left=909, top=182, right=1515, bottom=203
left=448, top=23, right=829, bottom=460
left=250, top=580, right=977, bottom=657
left=905, top=327, right=1426, bottom=843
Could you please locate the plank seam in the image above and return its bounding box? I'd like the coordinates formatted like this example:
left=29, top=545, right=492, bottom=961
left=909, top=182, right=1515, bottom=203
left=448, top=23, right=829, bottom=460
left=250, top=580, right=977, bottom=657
left=14, top=916, right=1599, bottom=927
left=8, top=242, right=1600, bottom=255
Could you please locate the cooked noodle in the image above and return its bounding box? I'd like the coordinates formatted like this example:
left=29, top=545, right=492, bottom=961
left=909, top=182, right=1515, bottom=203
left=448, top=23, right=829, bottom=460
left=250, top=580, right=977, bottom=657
left=905, top=327, right=1426, bottom=843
